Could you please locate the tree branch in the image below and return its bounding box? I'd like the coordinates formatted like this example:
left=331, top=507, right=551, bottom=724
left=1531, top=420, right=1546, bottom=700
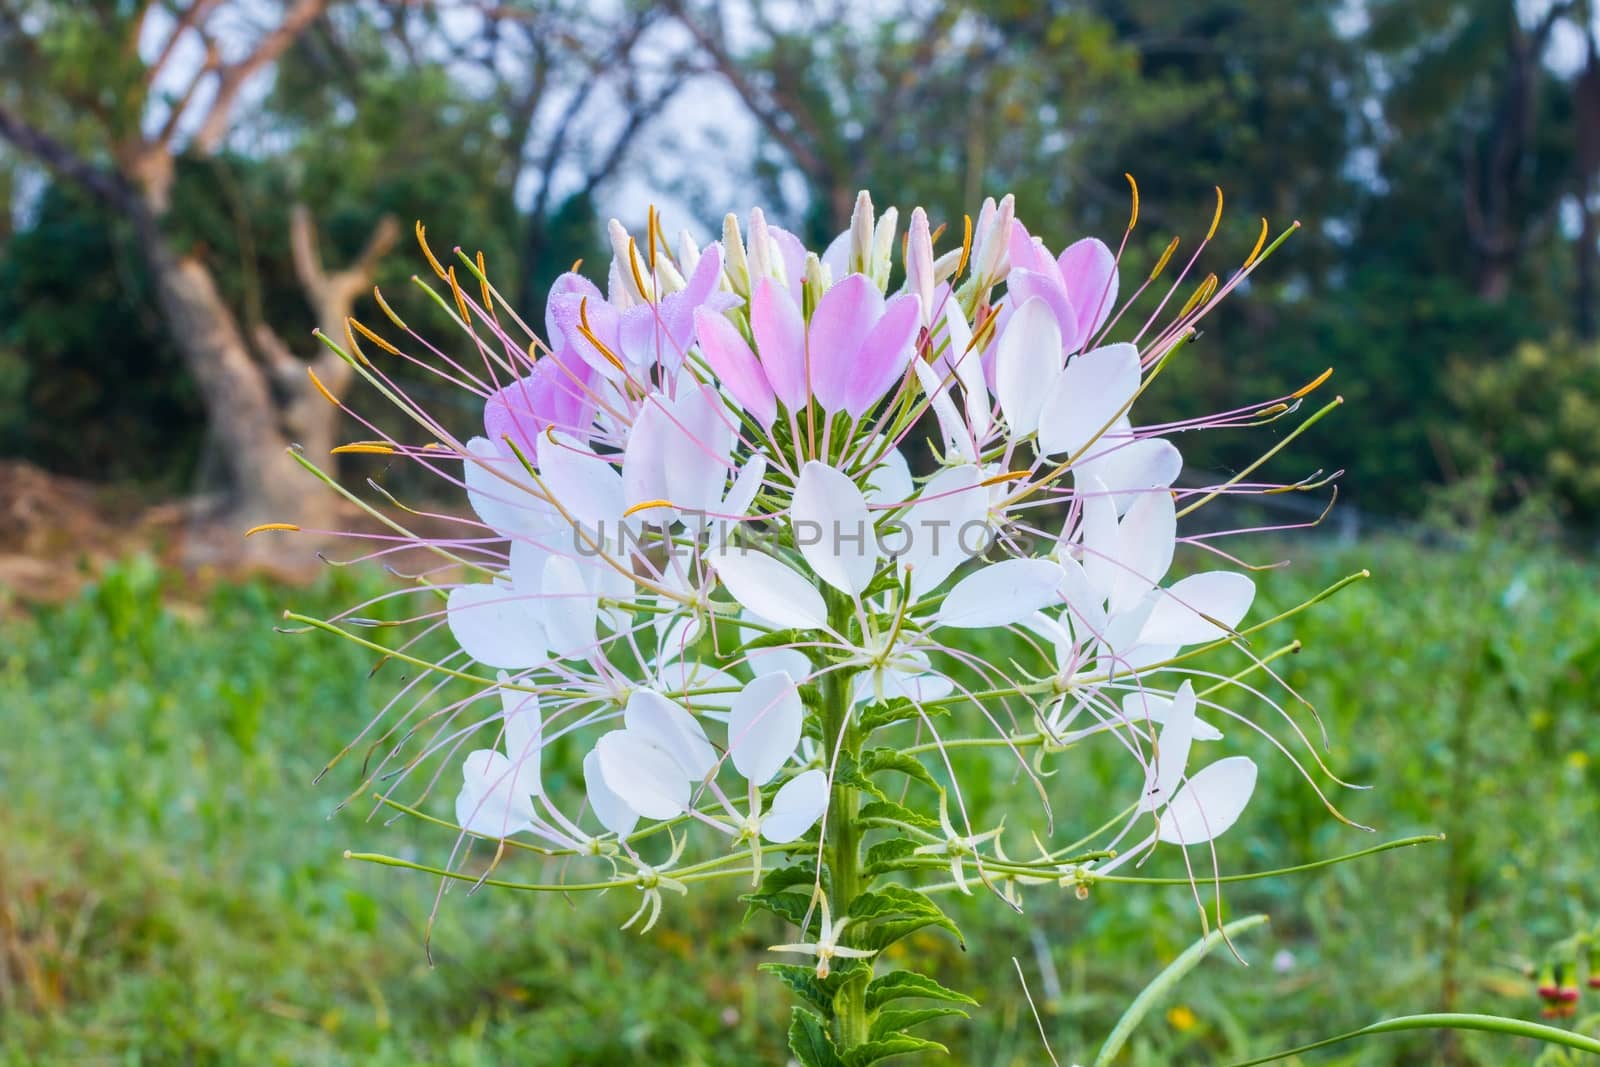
left=663, top=0, right=830, bottom=181
left=145, top=0, right=225, bottom=88
left=0, top=103, right=144, bottom=219
left=191, top=0, right=329, bottom=154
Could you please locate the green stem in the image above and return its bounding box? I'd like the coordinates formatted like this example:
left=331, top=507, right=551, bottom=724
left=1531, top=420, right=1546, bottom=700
left=822, top=594, right=870, bottom=1052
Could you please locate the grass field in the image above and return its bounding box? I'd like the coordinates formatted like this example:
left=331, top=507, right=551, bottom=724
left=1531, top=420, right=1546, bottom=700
left=3, top=522, right=1598, bottom=1065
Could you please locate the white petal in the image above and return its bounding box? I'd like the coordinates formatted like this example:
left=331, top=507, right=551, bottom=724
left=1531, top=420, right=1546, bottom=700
left=995, top=298, right=1062, bottom=437
left=748, top=647, right=813, bottom=682
left=1075, top=476, right=1122, bottom=605
left=729, top=672, right=803, bottom=785
left=1075, top=433, right=1183, bottom=515
left=655, top=657, right=742, bottom=713
left=941, top=303, right=991, bottom=440
left=719, top=455, right=768, bottom=520
left=792, top=461, right=878, bottom=595
left=464, top=436, right=558, bottom=539
left=498, top=676, right=544, bottom=797
left=457, top=749, right=535, bottom=837
left=664, top=383, right=736, bottom=515
left=1157, top=756, right=1257, bottom=845
left=1108, top=489, right=1176, bottom=615
left=1139, top=572, right=1256, bottom=648
left=447, top=582, right=547, bottom=669
left=711, top=547, right=828, bottom=630
left=895, top=464, right=986, bottom=600
left=622, top=400, right=675, bottom=523
left=540, top=555, right=597, bottom=659
left=762, top=769, right=828, bottom=843
left=537, top=430, right=623, bottom=529
left=914, top=359, right=978, bottom=463
left=1120, top=688, right=1222, bottom=742
left=934, top=558, right=1064, bottom=629
left=864, top=443, right=914, bottom=506
left=1036, top=343, right=1141, bottom=458
left=584, top=748, right=639, bottom=836
left=623, top=688, right=717, bottom=780
left=1140, top=681, right=1196, bottom=812
left=595, top=730, right=691, bottom=820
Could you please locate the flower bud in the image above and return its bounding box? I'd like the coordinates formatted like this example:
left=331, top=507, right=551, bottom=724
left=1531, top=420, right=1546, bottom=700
left=848, top=190, right=875, bottom=276
left=870, top=206, right=899, bottom=292
left=747, top=208, right=776, bottom=288
left=722, top=212, right=750, bottom=298
left=906, top=207, right=935, bottom=322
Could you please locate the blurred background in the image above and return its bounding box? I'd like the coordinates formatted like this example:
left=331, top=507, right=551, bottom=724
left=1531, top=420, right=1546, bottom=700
left=1, top=1, right=1598, bottom=1064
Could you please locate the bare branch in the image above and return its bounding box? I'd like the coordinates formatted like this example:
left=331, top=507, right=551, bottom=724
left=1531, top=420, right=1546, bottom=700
left=145, top=0, right=225, bottom=88
left=0, top=102, right=144, bottom=218
left=155, top=40, right=223, bottom=149
left=191, top=0, right=329, bottom=154
left=663, top=0, right=830, bottom=181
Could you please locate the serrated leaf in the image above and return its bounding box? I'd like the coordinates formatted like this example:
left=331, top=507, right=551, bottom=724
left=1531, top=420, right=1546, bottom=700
left=761, top=963, right=834, bottom=1020
left=864, top=971, right=979, bottom=1011
left=847, top=885, right=962, bottom=951
left=859, top=748, right=939, bottom=789
left=835, top=753, right=888, bottom=801
left=830, top=960, right=873, bottom=1017
left=859, top=697, right=948, bottom=735
left=789, top=1007, right=846, bottom=1067
left=864, top=838, right=917, bottom=875
left=869, top=1006, right=968, bottom=1041
left=842, top=1034, right=947, bottom=1066
left=857, top=799, right=940, bottom=833
left=742, top=862, right=828, bottom=929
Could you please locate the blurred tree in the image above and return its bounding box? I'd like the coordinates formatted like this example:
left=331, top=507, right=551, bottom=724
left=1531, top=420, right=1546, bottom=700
left=0, top=183, right=203, bottom=484
left=1446, top=336, right=1600, bottom=527
left=666, top=0, right=1141, bottom=242
left=0, top=0, right=394, bottom=548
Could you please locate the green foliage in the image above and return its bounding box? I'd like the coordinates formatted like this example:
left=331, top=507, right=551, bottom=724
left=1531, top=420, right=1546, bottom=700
left=1446, top=337, right=1600, bottom=526
left=846, top=886, right=962, bottom=952
left=5, top=532, right=1600, bottom=1063
left=0, top=186, right=201, bottom=485
left=789, top=1007, right=847, bottom=1067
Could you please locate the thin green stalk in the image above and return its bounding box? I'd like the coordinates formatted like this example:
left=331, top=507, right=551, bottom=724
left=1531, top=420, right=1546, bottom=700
left=821, top=591, right=870, bottom=1052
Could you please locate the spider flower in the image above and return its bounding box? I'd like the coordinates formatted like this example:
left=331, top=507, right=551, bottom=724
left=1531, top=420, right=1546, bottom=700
left=288, top=187, right=1361, bottom=1058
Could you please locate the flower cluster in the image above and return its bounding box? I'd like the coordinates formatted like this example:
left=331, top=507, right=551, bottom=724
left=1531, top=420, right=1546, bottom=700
left=284, top=187, right=1355, bottom=1058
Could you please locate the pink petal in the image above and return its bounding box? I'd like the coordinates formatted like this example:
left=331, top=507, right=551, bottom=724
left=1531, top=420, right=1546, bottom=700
left=1058, top=237, right=1119, bottom=349
left=806, top=273, right=883, bottom=413
left=840, top=291, right=920, bottom=417
left=483, top=351, right=597, bottom=453
left=751, top=279, right=809, bottom=410
left=1007, top=220, right=1057, bottom=276
left=694, top=307, right=776, bottom=427
left=1007, top=268, right=1078, bottom=356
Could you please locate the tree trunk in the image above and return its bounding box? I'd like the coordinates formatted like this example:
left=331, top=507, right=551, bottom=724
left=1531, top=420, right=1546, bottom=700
left=140, top=227, right=330, bottom=543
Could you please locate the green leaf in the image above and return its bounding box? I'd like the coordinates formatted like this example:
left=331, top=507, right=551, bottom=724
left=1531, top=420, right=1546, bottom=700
left=869, top=1006, right=968, bottom=1041
left=857, top=799, right=940, bottom=834
left=863, top=838, right=917, bottom=875
left=858, top=697, right=947, bottom=735
left=865, top=971, right=979, bottom=1012
left=830, top=960, right=873, bottom=1018
left=848, top=885, right=962, bottom=951
left=1094, top=913, right=1269, bottom=1067
left=788, top=1007, right=846, bottom=1067
left=859, top=747, right=938, bottom=790
left=742, top=862, right=828, bottom=929
left=842, top=1034, right=947, bottom=1066
left=761, top=963, right=834, bottom=1020
left=834, top=753, right=888, bottom=801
